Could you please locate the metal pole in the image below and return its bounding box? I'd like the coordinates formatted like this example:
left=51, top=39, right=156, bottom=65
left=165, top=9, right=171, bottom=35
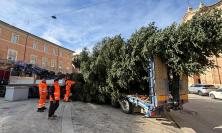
left=215, top=57, right=221, bottom=84
left=23, top=34, right=29, bottom=62
left=148, top=57, right=156, bottom=107
left=57, top=48, right=59, bottom=73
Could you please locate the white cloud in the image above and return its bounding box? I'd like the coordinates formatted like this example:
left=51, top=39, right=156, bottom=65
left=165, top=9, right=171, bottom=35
left=41, top=34, right=62, bottom=46
left=74, top=48, right=83, bottom=54
left=1, top=0, right=218, bottom=53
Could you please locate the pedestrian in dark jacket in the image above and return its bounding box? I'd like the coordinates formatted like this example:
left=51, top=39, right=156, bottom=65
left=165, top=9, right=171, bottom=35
left=48, top=79, right=60, bottom=119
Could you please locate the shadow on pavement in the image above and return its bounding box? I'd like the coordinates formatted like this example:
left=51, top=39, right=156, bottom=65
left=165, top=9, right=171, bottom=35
left=169, top=96, right=222, bottom=133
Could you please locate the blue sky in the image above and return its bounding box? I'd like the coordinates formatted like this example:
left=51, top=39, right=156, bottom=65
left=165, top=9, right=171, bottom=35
left=0, top=0, right=219, bottom=53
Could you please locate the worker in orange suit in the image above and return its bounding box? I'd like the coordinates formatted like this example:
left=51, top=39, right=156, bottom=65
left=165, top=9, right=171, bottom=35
left=48, top=79, right=60, bottom=119
left=37, top=79, right=48, bottom=112
left=64, top=77, right=75, bottom=102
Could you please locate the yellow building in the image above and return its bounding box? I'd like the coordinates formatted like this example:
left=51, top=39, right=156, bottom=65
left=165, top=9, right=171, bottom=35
left=183, top=1, right=222, bottom=86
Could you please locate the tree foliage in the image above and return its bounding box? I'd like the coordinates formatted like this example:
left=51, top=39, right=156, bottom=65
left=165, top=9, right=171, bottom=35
left=142, top=9, right=222, bottom=75
left=73, top=9, right=222, bottom=103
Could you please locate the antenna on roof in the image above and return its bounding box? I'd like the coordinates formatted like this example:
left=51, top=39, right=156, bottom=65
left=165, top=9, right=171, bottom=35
left=186, top=0, right=192, bottom=12
left=199, top=0, right=205, bottom=8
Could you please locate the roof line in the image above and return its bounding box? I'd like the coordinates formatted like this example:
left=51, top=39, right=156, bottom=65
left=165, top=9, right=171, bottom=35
left=182, top=1, right=222, bottom=23
left=207, top=0, right=222, bottom=9
left=0, top=20, right=75, bottom=53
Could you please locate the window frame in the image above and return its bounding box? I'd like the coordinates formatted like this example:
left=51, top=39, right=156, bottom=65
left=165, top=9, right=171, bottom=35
left=42, top=57, right=48, bottom=67
left=44, top=44, right=48, bottom=53
left=51, top=59, right=56, bottom=67
left=0, top=27, right=2, bottom=36
left=217, top=89, right=222, bottom=92
left=59, top=61, right=63, bottom=69
left=59, top=50, right=63, bottom=57
left=32, top=40, right=38, bottom=49
left=11, top=33, right=19, bottom=44
left=30, top=55, right=37, bottom=64
left=52, top=48, right=57, bottom=56
left=7, top=49, right=17, bottom=62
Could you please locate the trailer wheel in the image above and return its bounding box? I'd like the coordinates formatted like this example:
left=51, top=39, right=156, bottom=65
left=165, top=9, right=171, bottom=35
left=119, top=98, right=133, bottom=114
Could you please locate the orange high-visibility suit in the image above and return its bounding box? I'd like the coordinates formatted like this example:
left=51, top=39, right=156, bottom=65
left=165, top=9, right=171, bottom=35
left=50, top=81, right=60, bottom=101
left=38, top=81, right=48, bottom=109
left=64, top=80, right=75, bottom=102
left=48, top=80, right=60, bottom=117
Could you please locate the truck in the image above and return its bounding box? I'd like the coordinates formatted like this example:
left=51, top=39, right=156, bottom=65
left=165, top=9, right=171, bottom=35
left=4, top=76, right=66, bottom=101
left=118, top=57, right=188, bottom=117
left=0, top=59, right=12, bottom=97
left=0, top=69, right=10, bottom=97
left=0, top=60, right=62, bottom=98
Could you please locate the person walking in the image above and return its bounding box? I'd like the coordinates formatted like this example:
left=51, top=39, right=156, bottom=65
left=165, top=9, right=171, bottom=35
left=63, top=77, right=75, bottom=102
left=48, top=79, right=60, bottom=119
left=37, top=79, right=48, bottom=112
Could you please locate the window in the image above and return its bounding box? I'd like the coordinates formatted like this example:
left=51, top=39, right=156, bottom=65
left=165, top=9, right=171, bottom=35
left=30, top=55, right=37, bottom=64
left=218, top=89, right=222, bottom=92
left=0, top=28, right=2, bottom=36
left=195, top=85, right=202, bottom=87
left=7, top=49, right=17, bottom=62
left=59, top=50, right=63, bottom=56
left=52, top=48, right=57, bottom=55
left=11, top=33, right=19, bottom=43
left=70, top=53, right=73, bottom=59
left=51, top=59, right=56, bottom=67
left=44, top=45, right=48, bottom=53
left=203, top=85, right=215, bottom=87
left=32, top=41, right=38, bottom=49
left=42, top=57, right=48, bottom=67
left=59, top=61, right=63, bottom=69
left=190, top=84, right=196, bottom=87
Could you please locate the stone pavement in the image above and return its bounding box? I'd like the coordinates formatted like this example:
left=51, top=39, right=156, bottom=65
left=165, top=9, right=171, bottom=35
left=169, top=94, right=222, bottom=133
left=0, top=98, right=182, bottom=133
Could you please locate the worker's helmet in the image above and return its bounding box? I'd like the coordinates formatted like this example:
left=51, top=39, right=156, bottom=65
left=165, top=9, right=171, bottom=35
left=54, top=78, right=59, bottom=82
left=66, top=74, right=70, bottom=79
left=42, top=79, right=46, bottom=83
left=67, top=75, right=71, bottom=80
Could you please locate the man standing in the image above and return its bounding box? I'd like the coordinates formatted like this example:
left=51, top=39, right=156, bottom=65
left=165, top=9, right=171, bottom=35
left=64, top=77, right=75, bottom=102
left=37, top=79, right=48, bottom=112
left=48, top=79, right=60, bottom=119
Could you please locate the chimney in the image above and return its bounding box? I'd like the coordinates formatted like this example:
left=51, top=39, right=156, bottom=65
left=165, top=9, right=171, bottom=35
left=187, top=6, right=193, bottom=12
left=199, top=1, right=205, bottom=9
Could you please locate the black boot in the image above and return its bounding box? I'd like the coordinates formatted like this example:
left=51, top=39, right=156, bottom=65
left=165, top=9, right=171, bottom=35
left=37, top=108, right=44, bottom=112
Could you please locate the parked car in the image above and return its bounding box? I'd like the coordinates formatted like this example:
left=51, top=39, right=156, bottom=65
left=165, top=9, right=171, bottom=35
left=209, top=88, right=222, bottom=99
left=188, top=84, right=217, bottom=96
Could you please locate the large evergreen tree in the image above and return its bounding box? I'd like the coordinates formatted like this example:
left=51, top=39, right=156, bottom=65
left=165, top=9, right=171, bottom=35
left=73, top=9, right=222, bottom=103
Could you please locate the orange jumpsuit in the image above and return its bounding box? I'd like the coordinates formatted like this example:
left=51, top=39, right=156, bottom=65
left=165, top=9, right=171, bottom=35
left=50, top=81, right=60, bottom=101
left=38, top=81, right=48, bottom=109
left=48, top=81, right=60, bottom=117
left=64, top=80, right=74, bottom=102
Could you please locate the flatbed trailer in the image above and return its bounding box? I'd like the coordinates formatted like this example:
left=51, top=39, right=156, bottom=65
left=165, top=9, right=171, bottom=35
left=3, top=76, right=66, bottom=99
left=119, top=57, right=188, bottom=117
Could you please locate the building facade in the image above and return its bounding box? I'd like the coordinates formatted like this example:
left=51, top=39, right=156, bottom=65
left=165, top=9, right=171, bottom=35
left=183, top=1, right=222, bottom=86
left=0, top=20, right=74, bottom=74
